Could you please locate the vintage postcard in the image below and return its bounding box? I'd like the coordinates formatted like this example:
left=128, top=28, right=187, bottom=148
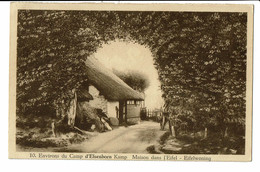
left=9, top=2, right=253, bottom=161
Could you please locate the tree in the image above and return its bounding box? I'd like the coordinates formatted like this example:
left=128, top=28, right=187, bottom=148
left=112, top=69, right=150, bottom=92
left=17, top=11, right=103, bottom=125
left=17, top=10, right=127, bottom=125
left=116, top=11, right=246, bottom=137
left=146, top=12, right=247, bottom=137
left=17, top=10, right=247, bottom=137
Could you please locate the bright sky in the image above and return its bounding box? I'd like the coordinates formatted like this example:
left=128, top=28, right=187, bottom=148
left=93, top=40, right=164, bottom=110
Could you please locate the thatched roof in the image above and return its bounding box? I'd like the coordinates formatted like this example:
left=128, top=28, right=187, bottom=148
left=84, top=56, right=144, bottom=101
left=77, top=89, right=93, bottom=102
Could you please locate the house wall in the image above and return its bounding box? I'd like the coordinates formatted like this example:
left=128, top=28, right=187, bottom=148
left=88, top=85, right=107, bottom=113
left=107, top=101, right=119, bottom=118
left=127, top=104, right=141, bottom=124
left=87, top=85, right=142, bottom=124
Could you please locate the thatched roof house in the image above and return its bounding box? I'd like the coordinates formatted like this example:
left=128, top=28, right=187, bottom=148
left=76, top=56, right=145, bottom=125
left=84, top=56, right=144, bottom=101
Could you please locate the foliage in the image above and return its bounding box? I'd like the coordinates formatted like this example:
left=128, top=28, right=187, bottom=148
left=17, top=10, right=247, bottom=138
left=117, top=12, right=247, bottom=135
left=158, top=131, right=245, bottom=154
left=113, top=69, right=150, bottom=92
left=17, top=11, right=117, bottom=116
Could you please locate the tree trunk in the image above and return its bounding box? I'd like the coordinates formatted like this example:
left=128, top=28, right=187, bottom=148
left=193, top=127, right=196, bottom=139
left=169, top=120, right=176, bottom=137
left=67, top=89, right=77, bottom=127
left=224, top=127, right=228, bottom=138
left=55, top=99, right=61, bottom=118
left=51, top=121, right=56, bottom=137
left=55, top=97, right=66, bottom=120
left=161, top=115, right=166, bottom=130
left=204, top=127, right=208, bottom=139
left=60, top=99, right=66, bottom=119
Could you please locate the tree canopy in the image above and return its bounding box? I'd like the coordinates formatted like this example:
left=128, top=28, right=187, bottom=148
left=112, top=69, right=150, bottom=92
left=17, top=10, right=247, bottom=135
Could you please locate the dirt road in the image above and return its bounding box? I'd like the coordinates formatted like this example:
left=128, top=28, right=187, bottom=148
left=62, top=121, right=166, bottom=153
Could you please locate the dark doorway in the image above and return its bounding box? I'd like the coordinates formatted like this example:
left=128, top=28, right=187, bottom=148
left=119, top=101, right=124, bottom=124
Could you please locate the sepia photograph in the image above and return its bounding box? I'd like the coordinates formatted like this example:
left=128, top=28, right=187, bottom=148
left=9, top=2, right=253, bottom=161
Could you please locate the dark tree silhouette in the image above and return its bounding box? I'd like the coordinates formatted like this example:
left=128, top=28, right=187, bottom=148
left=113, top=69, right=150, bottom=92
